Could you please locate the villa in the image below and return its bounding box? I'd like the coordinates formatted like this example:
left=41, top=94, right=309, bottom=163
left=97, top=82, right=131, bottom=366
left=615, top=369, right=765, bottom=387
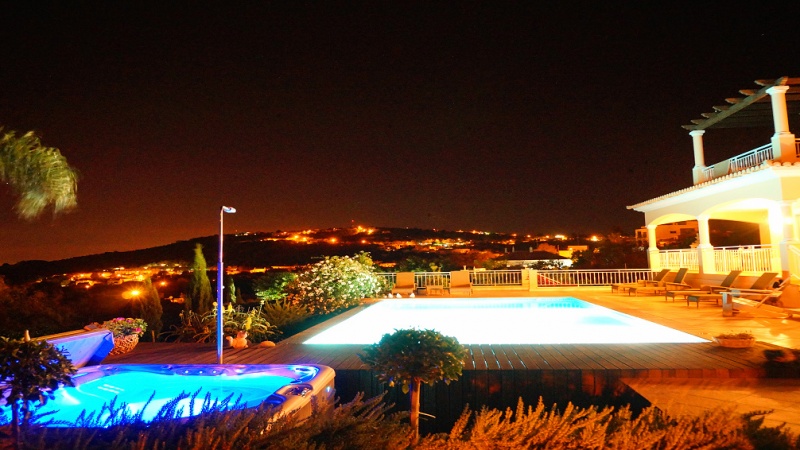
left=629, top=76, right=800, bottom=303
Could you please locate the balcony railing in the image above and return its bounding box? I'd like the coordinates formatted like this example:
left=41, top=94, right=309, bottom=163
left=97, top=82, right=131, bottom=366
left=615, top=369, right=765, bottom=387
left=535, top=269, right=653, bottom=286
left=657, top=245, right=775, bottom=273
left=379, top=269, right=658, bottom=290
left=713, top=245, right=775, bottom=273
left=471, top=270, right=522, bottom=286
left=700, top=139, right=800, bottom=183
left=659, top=249, right=700, bottom=272
left=702, top=143, right=773, bottom=182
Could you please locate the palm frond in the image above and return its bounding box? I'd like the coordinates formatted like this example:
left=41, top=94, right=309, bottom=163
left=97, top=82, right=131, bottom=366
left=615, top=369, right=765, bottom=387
left=0, top=128, right=78, bottom=220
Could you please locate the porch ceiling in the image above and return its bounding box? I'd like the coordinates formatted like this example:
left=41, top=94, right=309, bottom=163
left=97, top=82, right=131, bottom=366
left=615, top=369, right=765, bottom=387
left=682, top=76, right=800, bottom=131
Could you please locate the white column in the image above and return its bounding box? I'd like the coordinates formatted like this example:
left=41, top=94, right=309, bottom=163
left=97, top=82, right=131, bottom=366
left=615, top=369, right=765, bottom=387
left=696, top=216, right=715, bottom=274
left=690, top=130, right=707, bottom=184
left=647, top=224, right=661, bottom=270
left=767, top=85, right=797, bottom=161
left=778, top=200, right=799, bottom=279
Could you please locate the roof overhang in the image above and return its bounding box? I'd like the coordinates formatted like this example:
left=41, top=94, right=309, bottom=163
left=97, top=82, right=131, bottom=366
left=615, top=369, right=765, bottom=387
left=682, top=76, right=800, bottom=131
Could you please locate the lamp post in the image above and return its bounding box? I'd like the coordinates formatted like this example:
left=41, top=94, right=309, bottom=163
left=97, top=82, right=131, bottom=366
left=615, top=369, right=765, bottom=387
left=217, top=205, right=236, bottom=364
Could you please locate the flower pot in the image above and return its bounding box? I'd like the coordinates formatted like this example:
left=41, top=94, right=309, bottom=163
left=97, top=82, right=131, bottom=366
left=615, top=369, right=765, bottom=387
left=108, top=334, right=139, bottom=356
left=713, top=337, right=755, bottom=348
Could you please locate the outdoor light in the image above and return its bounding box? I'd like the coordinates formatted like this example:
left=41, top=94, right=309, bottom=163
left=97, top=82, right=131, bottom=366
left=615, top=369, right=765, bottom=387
left=217, top=205, right=236, bottom=364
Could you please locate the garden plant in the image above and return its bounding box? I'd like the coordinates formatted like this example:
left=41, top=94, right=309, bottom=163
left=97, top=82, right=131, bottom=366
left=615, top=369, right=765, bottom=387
left=360, top=328, right=467, bottom=441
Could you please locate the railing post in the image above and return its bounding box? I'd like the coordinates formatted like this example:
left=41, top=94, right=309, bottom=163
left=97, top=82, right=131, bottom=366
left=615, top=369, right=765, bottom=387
left=529, top=269, right=538, bottom=291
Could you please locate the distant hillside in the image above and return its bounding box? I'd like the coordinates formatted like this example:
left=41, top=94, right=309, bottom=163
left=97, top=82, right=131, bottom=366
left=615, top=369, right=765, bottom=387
left=0, top=227, right=513, bottom=283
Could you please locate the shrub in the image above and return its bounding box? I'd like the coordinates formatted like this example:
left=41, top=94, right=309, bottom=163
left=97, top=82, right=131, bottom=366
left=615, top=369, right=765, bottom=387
left=5, top=395, right=791, bottom=450
left=287, top=252, right=383, bottom=314
left=260, top=299, right=312, bottom=330
left=253, top=272, right=297, bottom=302
left=159, top=303, right=276, bottom=344
left=0, top=335, right=76, bottom=446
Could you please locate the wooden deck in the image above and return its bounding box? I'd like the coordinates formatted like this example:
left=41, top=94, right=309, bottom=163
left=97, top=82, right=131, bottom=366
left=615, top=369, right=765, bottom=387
left=106, top=302, right=795, bottom=432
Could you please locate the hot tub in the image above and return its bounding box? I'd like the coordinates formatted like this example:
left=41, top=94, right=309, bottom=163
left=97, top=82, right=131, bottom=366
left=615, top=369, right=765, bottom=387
left=0, top=364, right=335, bottom=427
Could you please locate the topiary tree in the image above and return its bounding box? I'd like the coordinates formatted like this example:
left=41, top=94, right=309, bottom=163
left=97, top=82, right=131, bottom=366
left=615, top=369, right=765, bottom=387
left=0, top=332, right=76, bottom=446
left=359, top=328, right=467, bottom=441
left=185, top=243, right=213, bottom=314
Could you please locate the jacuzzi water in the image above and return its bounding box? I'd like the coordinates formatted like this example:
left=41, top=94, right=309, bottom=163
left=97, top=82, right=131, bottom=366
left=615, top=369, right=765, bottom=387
left=0, top=364, right=335, bottom=428
left=304, top=297, right=708, bottom=344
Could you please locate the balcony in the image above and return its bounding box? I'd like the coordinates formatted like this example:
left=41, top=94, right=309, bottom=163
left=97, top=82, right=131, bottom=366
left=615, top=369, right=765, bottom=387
left=699, top=140, right=800, bottom=183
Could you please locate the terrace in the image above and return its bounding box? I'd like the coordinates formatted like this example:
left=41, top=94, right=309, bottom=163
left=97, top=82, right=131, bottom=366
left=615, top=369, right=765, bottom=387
left=108, top=279, right=800, bottom=433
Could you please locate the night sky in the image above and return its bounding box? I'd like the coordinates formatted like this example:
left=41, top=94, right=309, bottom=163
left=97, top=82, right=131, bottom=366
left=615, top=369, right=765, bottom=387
left=2, top=2, right=799, bottom=264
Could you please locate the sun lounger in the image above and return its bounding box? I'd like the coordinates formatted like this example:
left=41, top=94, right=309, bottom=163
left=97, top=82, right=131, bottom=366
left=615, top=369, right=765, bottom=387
left=611, top=269, right=670, bottom=293
left=665, top=270, right=741, bottom=302
left=726, top=279, right=790, bottom=316
left=660, top=268, right=690, bottom=300
left=683, top=272, right=777, bottom=308
left=391, top=272, right=416, bottom=296
left=629, top=268, right=687, bottom=297
left=449, top=270, right=473, bottom=296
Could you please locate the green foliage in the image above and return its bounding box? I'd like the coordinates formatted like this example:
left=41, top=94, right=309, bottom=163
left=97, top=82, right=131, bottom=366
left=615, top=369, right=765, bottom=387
left=185, top=243, right=213, bottom=314
left=260, top=299, right=312, bottom=330
left=253, top=272, right=297, bottom=301
left=415, top=398, right=755, bottom=449
left=137, top=278, right=163, bottom=340
left=0, top=282, right=80, bottom=337
left=3, top=392, right=410, bottom=450
left=287, top=252, right=383, bottom=314
left=360, top=328, right=466, bottom=440
left=741, top=410, right=799, bottom=450
left=0, top=335, right=76, bottom=445
left=396, top=255, right=454, bottom=273
left=361, top=328, right=466, bottom=390
left=159, top=303, right=277, bottom=344
left=6, top=394, right=787, bottom=450
left=0, top=128, right=78, bottom=220
left=226, top=277, right=237, bottom=304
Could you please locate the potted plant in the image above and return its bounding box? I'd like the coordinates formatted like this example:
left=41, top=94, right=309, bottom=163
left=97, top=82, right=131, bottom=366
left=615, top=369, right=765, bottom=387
left=713, top=330, right=755, bottom=348
left=0, top=332, right=76, bottom=447
left=102, top=317, right=147, bottom=356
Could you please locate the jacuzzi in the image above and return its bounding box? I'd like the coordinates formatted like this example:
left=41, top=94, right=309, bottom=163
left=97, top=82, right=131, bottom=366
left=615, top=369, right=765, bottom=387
left=0, top=364, right=335, bottom=428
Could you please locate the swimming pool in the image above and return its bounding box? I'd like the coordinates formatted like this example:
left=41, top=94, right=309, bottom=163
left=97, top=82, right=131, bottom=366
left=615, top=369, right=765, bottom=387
left=0, top=364, right=335, bottom=428
left=303, top=297, right=708, bottom=345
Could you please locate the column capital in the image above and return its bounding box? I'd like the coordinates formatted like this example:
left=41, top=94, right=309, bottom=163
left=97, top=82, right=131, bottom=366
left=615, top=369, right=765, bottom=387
left=767, top=85, right=790, bottom=96
left=689, top=130, right=705, bottom=137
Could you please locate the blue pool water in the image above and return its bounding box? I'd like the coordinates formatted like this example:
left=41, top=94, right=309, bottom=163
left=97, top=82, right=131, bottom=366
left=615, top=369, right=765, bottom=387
left=304, top=297, right=708, bottom=344
left=0, top=364, right=335, bottom=428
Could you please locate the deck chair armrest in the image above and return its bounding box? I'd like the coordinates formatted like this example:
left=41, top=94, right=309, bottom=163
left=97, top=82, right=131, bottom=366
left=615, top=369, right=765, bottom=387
left=700, top=284, right=729, bottom=293
left=727, top=288, right=774, bottom=295
left=665, top=282, right=691, bottom=290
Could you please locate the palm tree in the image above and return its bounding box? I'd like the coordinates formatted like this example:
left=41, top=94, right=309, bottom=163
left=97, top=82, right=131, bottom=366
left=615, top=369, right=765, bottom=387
left=0, top=128, right=78, bottom=220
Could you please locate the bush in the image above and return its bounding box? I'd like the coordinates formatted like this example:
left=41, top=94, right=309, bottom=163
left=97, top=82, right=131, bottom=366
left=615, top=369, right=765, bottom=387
left=287, top=252, right=383, bottom=314
left=159, top=303, right=277, bottom=344
left=4, top=395, right=794, bottom=450
left=260, top=299, right=312, bottom=330
left=253, top=272, right=297, bottom=302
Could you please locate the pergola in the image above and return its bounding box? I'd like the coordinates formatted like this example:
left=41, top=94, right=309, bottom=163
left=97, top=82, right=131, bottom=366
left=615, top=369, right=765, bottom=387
left=629, top=76, right=800, bottom=280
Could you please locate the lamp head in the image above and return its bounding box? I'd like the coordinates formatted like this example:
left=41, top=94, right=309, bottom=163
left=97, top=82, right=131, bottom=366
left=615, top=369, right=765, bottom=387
left=221, top=206, right=236, bottom=214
